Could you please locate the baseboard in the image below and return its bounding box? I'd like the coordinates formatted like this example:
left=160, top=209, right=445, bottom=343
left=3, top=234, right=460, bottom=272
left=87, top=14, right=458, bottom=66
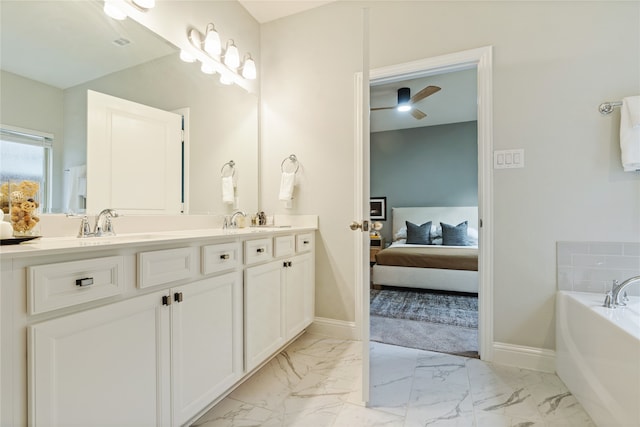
left=307, top=317, right=358, bottom=340
left=492, top=342, right=556, bottom=373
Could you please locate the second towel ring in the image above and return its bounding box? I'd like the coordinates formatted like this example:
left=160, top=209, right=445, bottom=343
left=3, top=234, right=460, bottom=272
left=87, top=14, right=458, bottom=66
left=281, top=154, right=299, bottom=173
left=221, top=160, right=235, bottom=177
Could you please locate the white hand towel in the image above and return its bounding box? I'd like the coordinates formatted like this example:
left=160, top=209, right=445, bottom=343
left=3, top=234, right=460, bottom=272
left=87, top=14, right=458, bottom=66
left=278, top=172, right=295, bottom=201
left=620, top=96, right=640, bottom=172
left=222, top=176, right=235, bottom=204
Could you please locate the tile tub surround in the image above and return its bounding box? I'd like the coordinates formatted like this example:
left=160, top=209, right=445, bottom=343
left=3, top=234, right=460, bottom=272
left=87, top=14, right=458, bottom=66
left=192, top=334, right=594, bottom=426
left=557, top=241, right=640, bottom=295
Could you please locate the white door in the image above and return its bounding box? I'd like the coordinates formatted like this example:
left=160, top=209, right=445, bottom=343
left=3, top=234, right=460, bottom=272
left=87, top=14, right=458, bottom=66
left=29, top=291, right=171, bottom=427
left=244, top=261, right=285, bottom=372
left=86, top=90, right=182, bottom=215
left=284, top=253, right=314, bottom=339
left=171, top=272, right=243, bottom=426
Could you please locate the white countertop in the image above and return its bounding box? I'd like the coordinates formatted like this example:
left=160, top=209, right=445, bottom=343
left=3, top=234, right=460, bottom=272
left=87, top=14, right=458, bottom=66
left=0, top=226, right=316, bottom=259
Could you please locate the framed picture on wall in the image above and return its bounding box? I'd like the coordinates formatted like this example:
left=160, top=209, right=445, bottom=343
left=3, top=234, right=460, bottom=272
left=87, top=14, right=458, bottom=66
left=370, top=197, right=386, bottom=220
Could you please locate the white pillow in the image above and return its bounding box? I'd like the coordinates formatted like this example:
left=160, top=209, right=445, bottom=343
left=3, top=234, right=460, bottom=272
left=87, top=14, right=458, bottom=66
left=394, top=223, right=442, bottom=242
left=467, top=227, right=478, bottom=245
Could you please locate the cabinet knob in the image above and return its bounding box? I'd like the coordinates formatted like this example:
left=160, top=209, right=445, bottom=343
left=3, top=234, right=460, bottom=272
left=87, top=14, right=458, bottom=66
left=220, top=253, right=230, bottom=260
left=174, top=292, right=183, bottom=303
left=162, top=295, right=172, bottom=306
left=75, top=277, right=94, bottom=287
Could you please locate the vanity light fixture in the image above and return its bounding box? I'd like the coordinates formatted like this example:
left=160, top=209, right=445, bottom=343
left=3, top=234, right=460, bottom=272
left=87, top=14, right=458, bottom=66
left=103, top=0, right=127, bottom=20
left=132, top=0, right=155, bottom=8
left=223, top=40, right=240, bottom=70
left=219, top=73, right=234, bottom=85
left=396, top=87, right=412, bottom=112
left=201, top=63, right=216, bottom=75
left=241, top=54, right=257, bottom=80
left=203, top=23, right=222, bottom=56
left=179, top=50, right=196, bottom=63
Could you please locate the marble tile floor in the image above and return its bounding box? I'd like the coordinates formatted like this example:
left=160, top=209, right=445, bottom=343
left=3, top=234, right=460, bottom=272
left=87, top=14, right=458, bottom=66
left=192, top=333, right=596, bottom=427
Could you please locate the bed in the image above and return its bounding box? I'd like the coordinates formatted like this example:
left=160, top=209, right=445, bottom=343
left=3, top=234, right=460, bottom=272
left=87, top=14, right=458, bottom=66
left=372, top=206, right=479, bottom=293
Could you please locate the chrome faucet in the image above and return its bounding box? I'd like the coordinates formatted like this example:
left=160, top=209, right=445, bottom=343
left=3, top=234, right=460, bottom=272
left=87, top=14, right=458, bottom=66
left=93, top=209, right=118, bottom=236
left=229, top=210, right=247, bottom=228
left=604, top=276, right=640, bottom=308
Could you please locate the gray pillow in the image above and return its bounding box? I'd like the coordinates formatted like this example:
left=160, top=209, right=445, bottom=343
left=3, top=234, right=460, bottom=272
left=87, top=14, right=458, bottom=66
left=406, top=221, right=432, bottom=245
left=441, top=221, right=468, bottom=246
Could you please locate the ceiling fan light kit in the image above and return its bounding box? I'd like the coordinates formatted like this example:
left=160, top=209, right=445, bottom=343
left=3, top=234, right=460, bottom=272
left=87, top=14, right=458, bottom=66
left=372, top=85, right=441, bottom=120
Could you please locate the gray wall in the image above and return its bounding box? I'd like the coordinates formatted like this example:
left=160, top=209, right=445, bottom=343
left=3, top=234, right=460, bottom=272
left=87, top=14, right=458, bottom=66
left=371, top=121, right=478, bottom=242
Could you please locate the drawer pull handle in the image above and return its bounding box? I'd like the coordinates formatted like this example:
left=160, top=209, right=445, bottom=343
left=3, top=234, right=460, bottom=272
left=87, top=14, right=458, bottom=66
left=162, top=295, right=172, bottom=306
left=256, top=248, right=265, bottom=253
left=220, top=254, right=230, bottom=260
left=75, top=277, right=94, bottom=287
left=174, top=292, right=183, bottom=303
left=303, top=240, right=310, bottom=244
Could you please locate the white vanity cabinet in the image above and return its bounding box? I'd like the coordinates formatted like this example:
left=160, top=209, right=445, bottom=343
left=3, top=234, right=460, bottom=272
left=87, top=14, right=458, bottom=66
left=244, top=233, right=315, bottom=372
left=29, top=290, right=172, bottom=427
left=171, top=272, right=243, bottom=426
left=1, top=227, right=315, bottom=427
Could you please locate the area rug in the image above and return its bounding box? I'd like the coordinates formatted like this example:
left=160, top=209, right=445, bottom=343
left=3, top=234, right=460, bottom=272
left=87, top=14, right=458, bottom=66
left=370, top=288, right=479, bottom=358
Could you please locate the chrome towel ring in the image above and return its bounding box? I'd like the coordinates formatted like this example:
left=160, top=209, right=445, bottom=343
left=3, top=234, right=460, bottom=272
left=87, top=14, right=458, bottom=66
left=221, top=160, right=235, bottom=177
left=281, top=154, right=299, bottom=173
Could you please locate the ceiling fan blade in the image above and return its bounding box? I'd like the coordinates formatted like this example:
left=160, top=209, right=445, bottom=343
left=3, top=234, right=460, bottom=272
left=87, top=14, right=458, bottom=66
left=410, top=85, right=441, bottom=104
left=371, top=106, right=395, bottom=111
left=410, top=108, right=427, bottom=120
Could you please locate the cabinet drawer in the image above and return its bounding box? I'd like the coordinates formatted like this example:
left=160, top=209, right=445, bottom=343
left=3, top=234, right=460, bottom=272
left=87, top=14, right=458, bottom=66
left=274, top=235, right=295, bottom=258
left=296, top=233, right=314, bottom=253
left=202, top=242, right=241, bottom=275
left=28, top=256, right=125, bottom=315
left=138, top=247, right=195, bottom=289
left=244, top=238, right=273, bottom=265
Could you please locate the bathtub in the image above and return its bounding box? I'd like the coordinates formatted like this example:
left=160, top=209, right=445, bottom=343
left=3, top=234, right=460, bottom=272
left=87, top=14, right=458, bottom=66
left=556, top=291, right=640, bottom=427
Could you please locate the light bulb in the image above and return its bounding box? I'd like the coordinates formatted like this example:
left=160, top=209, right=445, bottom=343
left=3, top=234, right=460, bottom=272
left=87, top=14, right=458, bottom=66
left=201, top=63, right=216, bottom=75
left=204, top=24, right=221, bottom=56
left=242, top=56, right=257, bottom=80
left=219, top=73, right=233, bottom=85
left=397, top=105, right=411, bottom=112
left=132, top=0, right=155, bottom=8
left=179, top=50, right=196, bottom=63
left=223, top=41, right=240, bottom=69
left=103, top=0, right=127, bottom=20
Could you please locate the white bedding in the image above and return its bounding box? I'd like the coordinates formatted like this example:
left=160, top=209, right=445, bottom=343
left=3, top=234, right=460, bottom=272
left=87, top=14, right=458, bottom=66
left=371, top=206, right=479, bottom=293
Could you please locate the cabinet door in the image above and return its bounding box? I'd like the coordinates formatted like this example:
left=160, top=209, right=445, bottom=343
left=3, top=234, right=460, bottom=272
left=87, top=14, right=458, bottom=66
left=285, top=253, right=314, bottom=339
left=29, top=291, right=171, bottom=427
left=244, top=261, right=285, bottom=372
left=171, top=272, right=243, bottom=426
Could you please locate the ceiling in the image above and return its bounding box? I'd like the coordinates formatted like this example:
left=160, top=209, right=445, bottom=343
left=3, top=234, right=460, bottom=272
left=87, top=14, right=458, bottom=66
left=238, top=0, right=337, bottom=23
left=0, top=1, right=175, bottom=89
left=370, top=68, right=478, bottom=133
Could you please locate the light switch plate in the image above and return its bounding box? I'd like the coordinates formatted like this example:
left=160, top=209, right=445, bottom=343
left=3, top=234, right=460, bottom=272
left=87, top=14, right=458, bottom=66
left=494, top=149, right=524, bottom=169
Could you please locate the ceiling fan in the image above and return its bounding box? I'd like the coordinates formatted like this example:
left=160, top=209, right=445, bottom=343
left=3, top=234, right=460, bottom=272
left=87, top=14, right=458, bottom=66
left=371, top=85, right=441, bottom=120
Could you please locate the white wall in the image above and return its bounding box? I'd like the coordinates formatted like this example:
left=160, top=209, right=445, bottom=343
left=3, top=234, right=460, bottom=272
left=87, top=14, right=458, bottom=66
left=260, top=1, right=640, bottom=350
left=0, top=71, right=65, bottom=212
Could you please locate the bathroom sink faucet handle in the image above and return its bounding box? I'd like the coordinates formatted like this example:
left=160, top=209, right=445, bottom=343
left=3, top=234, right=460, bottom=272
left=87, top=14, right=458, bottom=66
left=77, top=216, right=92, bottom=238
left=603, top=292, right=614, bottom=308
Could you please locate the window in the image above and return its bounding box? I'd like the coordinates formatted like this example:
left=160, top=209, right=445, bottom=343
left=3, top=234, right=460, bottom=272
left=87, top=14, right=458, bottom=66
left=0, top=126, right=53, bottom=212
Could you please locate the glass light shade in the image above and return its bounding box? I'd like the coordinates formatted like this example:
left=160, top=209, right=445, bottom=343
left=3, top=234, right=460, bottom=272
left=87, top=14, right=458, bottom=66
left=179, top=50, right=196, bottom=63
left=204, top=25, right=221, bottom=56
left=200, top=63, right=216, bottom=75
left=219, top=73, right=233, bottom=85
left=242, top=57, right=257, bottom=80
left=224, top=42, right=240, bottom=69
left=397, top=87, right=411, bottom=112
left=103, top=0, right=127, bottom=20
left=132, top=0, right=155, bottom=8
left=397, top=105, right=411, bottom=112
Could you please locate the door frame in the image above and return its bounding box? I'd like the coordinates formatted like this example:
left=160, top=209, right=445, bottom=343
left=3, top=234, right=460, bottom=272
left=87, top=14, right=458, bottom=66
left=355, top=46, right=494, bottom=400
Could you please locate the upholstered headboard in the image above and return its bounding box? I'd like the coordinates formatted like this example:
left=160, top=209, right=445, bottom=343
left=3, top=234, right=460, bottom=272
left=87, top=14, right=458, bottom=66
left=391, top=206, right=479, bottom=239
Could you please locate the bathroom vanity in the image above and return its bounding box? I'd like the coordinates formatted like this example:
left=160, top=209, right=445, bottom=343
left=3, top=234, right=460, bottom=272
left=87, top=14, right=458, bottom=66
left=0, top=226, right=315, bottom=426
